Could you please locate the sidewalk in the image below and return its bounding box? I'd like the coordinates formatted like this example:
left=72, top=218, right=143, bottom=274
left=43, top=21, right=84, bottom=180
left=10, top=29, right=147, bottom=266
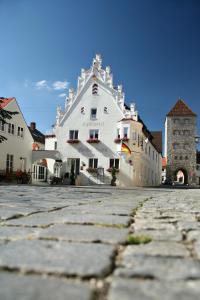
left=0, top=186, right=200, bottom=299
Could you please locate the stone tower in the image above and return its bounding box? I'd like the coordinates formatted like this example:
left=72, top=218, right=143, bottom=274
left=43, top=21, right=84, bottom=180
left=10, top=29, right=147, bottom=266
left=165, top=99, right=197, bottom=185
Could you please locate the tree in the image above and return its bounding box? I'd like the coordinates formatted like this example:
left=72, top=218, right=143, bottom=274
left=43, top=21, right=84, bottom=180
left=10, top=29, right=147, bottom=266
left=0, top=98, right=18, bottom=143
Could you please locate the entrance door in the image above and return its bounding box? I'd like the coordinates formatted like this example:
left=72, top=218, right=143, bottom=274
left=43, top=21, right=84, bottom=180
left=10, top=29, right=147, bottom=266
left=69, top=158, right=80, bottom=176
left=32, top=164, right=47, bottom=181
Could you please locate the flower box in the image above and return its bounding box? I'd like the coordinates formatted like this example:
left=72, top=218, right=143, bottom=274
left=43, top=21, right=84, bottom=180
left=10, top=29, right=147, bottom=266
left=107, top=168, right=119, bottom=173
left=122, top=137, right=129, bottom=142
left=86, top=167, right=97, bottom=173
left=114, top=138, right=122, bottom=143
left=87, top=139, right=100, bottom=144
left=67, top=139, right=80, bottom=144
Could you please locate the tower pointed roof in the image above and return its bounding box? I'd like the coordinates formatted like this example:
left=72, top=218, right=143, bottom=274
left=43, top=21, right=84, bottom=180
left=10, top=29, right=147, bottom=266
left=167, top=99, right=196, bottom=117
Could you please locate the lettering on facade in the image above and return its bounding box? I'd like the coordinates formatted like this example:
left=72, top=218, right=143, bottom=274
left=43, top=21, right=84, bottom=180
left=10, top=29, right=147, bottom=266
left=82, top=122, right=105, bottom=127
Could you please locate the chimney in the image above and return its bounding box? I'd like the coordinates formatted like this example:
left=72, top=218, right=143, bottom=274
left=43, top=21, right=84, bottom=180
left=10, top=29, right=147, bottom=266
left=30, top=122, right=36, bottom=130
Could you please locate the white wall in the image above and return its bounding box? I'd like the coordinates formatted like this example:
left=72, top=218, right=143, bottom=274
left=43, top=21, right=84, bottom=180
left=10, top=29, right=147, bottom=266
left=0, top=99, right=33, bottom=172
left=45, top=136, right=57, bottom=175
left=55, top=78, right=124, bottom=177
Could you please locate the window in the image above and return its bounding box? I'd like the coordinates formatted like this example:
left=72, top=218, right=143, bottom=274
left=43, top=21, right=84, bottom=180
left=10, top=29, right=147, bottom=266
left=0, top=121, right=5, bottom=131
left=185, top=156, right=188, bottom=160
left=145, top=144, right=147, bottom=154
left=184, top=130, right=190, bottom=136
left=6, top=154, right=14, bottom=172
left=8, top=123, right=14, bottom=135
left=69, top=130, right=79, bottom=140
left=123, top=127, right=128, bottom=138
left=183, top=143, right=189, bottom=150
left=132, top=131, right=137, bottom=140
left=89, top=158, right=98, bottom=168
left=117, top=128, right=120, bottom=139
left=173, top=130, right=179, bottom=136
left=81, top=107, right=85, bottom=114
left=17, top=126, right=24, bottom=137
left=149, top=146, right=151, bottom=156
left=184, top=118, right=190, bottom=125
left=174, top=118, right=180, bottom=124
left=89, top=129, right=99, bottom=140
left=173, top=143, right=179, bottom=150
left=109, top=158, right=119, bottom=169
left=180, top=156, right=183, bottom=160
left=54, top=141, right=57, bottom=150
left=92, top=83, right=98, bottom=95
left=174, top=156, right=178, bottom=160
left=140, top=139, right=144, bottom=150
left=104, top=107, right=108, bottom=113
left=90, top=108, right=97, bottom=120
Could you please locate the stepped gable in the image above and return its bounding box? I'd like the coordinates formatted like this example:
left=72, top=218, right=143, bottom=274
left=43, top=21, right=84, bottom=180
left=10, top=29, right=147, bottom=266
left=167, top=99, right=196, bottom=117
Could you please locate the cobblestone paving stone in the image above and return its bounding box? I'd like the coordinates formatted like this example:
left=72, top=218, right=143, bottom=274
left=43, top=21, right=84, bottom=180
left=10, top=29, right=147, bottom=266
left=0, top=185, right=200, bottom=299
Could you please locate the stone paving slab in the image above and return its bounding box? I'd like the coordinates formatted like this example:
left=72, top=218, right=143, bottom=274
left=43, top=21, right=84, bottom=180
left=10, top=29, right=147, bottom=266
left=0, top=273, right=92, bottom=300
left=0, top=239, right=115, bottom=277
left=37, top=224, right=129, bottom=244
left=4, top=211, right=131, bottom=227
left=131, top=229, right=182, bottom=241
left=0, top=226, right=37, bottom=241
left=121, top=241, right=189, bottom=258
left=1, top=186, right=200, bottom=300
left=115, top=256, right=200, bottom=280
left=108, top=278, right=200, bottom=300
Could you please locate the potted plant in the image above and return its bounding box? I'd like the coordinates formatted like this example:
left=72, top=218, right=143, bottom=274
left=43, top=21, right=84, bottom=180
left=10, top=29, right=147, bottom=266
left=111, top=167, right=117, bottom=186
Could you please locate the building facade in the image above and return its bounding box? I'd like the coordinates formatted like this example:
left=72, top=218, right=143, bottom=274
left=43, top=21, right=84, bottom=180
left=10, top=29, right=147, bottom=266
left=46, top=55, right=162, bottom=186
left=165, top=99, right=197, bottom=185
left=0, top=98, right=33, bottom=174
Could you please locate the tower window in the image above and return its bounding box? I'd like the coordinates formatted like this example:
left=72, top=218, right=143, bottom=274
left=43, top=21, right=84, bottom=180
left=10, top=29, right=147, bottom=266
left=92, top=83, right=98, bottom=95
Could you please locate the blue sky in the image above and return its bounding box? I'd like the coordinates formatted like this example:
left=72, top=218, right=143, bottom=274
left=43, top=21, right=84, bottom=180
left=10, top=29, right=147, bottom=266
left=0, top=0, right=200, bottom=140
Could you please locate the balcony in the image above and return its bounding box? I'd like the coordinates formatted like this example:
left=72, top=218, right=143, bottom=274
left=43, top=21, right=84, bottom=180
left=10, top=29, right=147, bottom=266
left=67, top=139, right=80, bottom=144
left=87, top=139, right=100, bottom=144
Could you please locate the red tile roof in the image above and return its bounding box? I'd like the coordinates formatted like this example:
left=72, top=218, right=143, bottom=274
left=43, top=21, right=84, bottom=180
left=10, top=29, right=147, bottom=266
left=0, top=97, right=15, bottom=108
left=151, top=131, right=162, bottom=154
left=162, top=157, right=167, bottom=168
left=167, top=99, right=196, bottom=117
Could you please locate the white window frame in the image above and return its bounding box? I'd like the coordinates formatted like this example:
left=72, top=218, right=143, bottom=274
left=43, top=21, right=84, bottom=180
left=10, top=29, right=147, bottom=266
left=69, top=130, right=79, bottom=140
left=89, top=129, right=99, bottom=140
left=88, top=158, right=98, bottom=169
left=0, top=121, right=5, bottom=131
left=6, top=154, right=14, bottom=172
left=90, top=108, right=97, bottom=120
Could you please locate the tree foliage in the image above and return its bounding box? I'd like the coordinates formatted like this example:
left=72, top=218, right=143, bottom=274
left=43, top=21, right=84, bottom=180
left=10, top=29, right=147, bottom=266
left=0, top=98, right=18, bottom=143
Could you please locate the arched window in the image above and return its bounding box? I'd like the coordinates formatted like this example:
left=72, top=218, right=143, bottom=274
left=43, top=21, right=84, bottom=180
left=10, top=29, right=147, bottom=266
left=92, top=83, right=98, bottom=95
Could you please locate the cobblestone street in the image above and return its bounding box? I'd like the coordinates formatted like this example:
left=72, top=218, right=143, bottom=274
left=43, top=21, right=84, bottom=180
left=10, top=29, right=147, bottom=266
left=0, top=185, right=200, bottom=300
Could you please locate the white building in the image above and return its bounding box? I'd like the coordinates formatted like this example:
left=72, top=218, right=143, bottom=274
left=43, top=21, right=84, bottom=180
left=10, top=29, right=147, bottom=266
left=46, top=54, right=162, bottom=186
left=0, top=97, right=33, bottom=174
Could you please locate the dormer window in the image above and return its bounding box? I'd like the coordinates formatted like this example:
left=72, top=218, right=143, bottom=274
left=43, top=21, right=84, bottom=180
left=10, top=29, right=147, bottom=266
left=92, top=83, right=98, bottom=95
